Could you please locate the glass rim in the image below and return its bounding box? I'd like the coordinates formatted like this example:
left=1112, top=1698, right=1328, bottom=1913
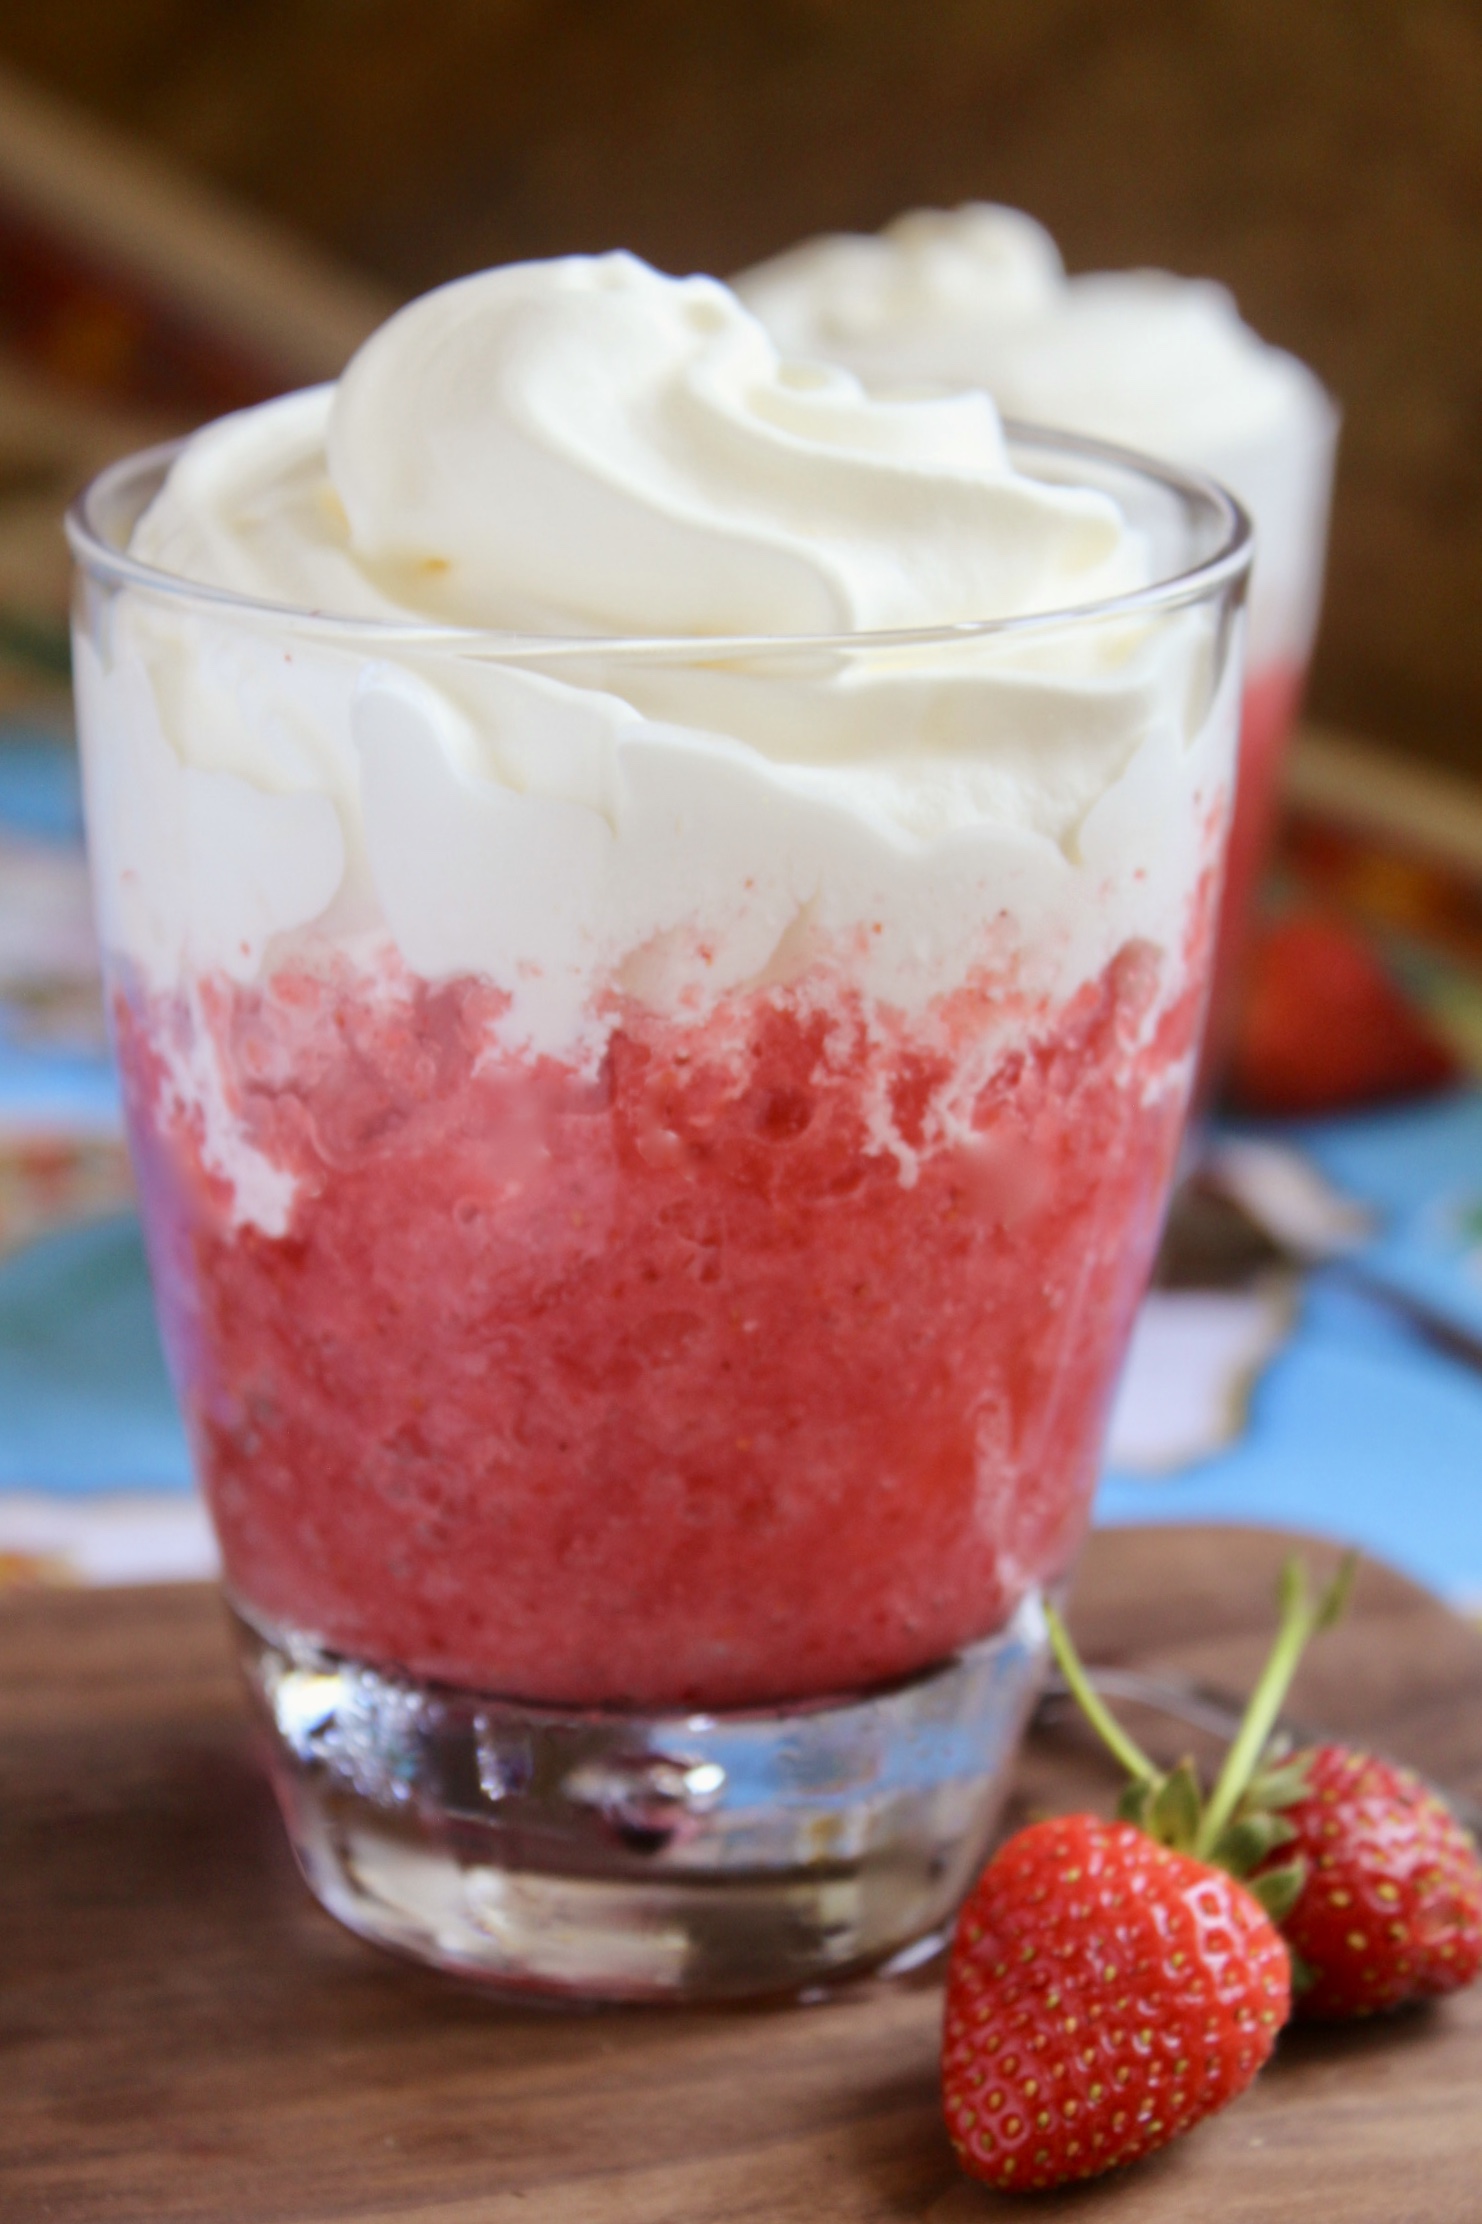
left=66, top=417, right=1252, bottom=660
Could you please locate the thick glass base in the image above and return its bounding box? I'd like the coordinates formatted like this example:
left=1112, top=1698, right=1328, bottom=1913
left=234, top=1595, right=1047, bottom=2003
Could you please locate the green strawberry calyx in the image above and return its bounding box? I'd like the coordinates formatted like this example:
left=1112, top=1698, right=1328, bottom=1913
left=1044, top=1551, right=1357, bottom=1926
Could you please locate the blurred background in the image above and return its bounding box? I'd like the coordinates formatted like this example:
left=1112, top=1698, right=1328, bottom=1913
left=1, top=0, right=1480, bottom=772
left=2, top=0, right=1482, bottom=1596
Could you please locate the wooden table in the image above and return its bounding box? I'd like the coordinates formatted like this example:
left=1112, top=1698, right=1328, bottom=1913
left=4, top=1525, right=1482, bottom=2221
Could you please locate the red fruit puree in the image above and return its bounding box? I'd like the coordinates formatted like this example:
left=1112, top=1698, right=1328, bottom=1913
left=118, top=915, right=1210, bottom=1710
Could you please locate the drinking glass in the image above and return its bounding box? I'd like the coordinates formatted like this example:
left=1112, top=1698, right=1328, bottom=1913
left=69, top=429, right=1249, bottom=2001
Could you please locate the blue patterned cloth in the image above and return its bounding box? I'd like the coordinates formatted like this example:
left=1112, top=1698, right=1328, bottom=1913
left=1100, top=1090, right=1482, bottom=1605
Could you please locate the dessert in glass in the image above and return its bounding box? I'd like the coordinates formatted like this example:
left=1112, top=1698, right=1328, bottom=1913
left=738, top=205, right=1338, bottom=1079
left=69, top=253, right=1250, bottom=2001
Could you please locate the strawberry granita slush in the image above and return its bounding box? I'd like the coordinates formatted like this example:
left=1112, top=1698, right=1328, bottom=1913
left=71, top=253, right=1250, bottom=1996
left=116, top=913, right=1210, bottom=1708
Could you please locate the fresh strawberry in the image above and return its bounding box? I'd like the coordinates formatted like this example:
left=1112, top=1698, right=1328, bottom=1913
left=1255, top=1743, right=1482, bottom=2018
left=943, top=1554, right=1482, bottom=2187
left=941, top=1555, right=1355, bottom=2191
left=1227, top=907, right=1460, bottom=1117
left=943, top=1814, right=1290, bottom=2190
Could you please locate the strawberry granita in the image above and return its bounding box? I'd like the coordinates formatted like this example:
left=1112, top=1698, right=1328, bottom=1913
left=118, top=902, right=1209, bottom=1708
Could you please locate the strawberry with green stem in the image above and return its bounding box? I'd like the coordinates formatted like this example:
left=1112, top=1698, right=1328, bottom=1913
left=944, top=1555, right=1482, bottom=2189
left=1046, top=1553, right=1359, bottom=1922
left=941, top=1557, right=1355, bottom=2192
left=1044, top=1549, right=1482, bottom=2019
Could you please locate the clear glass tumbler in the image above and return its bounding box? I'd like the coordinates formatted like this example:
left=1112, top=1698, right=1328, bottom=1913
left=69, top=429, right=1250, bottom=2002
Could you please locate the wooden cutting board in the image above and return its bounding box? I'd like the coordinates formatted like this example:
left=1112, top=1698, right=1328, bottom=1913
left=4, top=1524, right=1482, bottom=2223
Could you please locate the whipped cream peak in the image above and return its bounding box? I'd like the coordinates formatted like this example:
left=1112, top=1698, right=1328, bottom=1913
left=735, top=205, right=1314, bottom=449
left=132, top=254, right=1154, bottom=640
left=740, top=204, right=1065, bottom=371
left=736, top=205, right=1336, bottom=665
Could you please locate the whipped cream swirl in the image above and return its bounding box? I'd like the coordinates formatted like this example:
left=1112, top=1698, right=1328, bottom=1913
left=138, top=250, right=1142, bottom=635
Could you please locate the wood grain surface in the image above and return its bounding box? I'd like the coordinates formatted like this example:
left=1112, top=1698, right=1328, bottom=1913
left=3, top=1526, right=1482, bottom=2222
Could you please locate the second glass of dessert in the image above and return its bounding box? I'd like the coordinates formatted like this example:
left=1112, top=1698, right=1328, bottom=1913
left=739, top=205, right=1338, bottom=1082
left=70, top=253, right=1250, bottom=2001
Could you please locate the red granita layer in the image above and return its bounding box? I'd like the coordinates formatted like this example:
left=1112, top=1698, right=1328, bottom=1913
left=1199, top=659, right=1307, bottom=1094
left=117, top=915, right=1211, bottom=1709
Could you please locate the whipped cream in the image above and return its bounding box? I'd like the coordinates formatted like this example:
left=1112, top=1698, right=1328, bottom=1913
left=77, top=252, right=1242, bottom=1229
left=139, top=251, right=1143, bottom=634
left=737, top=206, right=1336, bottom=668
